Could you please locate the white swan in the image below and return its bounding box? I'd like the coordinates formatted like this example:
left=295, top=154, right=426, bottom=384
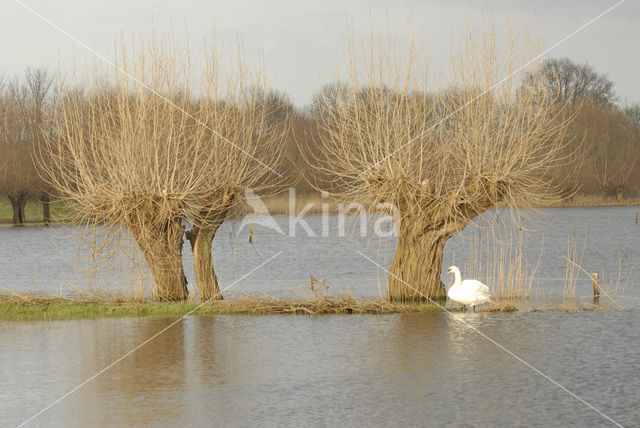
left=446, top=266, right=492, bottom=311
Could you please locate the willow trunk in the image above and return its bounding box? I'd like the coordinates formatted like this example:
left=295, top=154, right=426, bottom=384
left=186, top=218, right=224, bottom=301
left=387, top=225, right=453, bottom=302
left=131, top=219, right=189, bottom=301
left=8, top=194, right=27, bottom=224
left=41, top=193, right=51, bottom=226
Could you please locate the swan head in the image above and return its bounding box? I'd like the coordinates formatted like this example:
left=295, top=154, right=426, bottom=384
left=446, top=266, right=459, bottom=275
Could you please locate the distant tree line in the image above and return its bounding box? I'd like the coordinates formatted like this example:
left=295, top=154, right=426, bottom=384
left=1, top=57, right=639, bottom=226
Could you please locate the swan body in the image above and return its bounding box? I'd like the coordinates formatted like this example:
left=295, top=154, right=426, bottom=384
left=446, top=266, right=492, bottom=311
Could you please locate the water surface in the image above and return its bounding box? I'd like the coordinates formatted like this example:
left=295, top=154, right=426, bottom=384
left=2, top=311, right=638, bottom=427
left=1, top=206, right=639, bottom=302
left=1, top=206, right=639, bottom=427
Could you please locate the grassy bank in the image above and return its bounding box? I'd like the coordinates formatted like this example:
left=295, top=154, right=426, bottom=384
left=0, top=200, right=73, bottom=224
left=0, top=294, right=453, bottom=321
left=1, top=194, right=638, bottom=224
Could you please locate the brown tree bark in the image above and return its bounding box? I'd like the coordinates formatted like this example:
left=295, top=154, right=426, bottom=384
left=388, top=223, right=454, bottom=302
left=130, top=218, right=189, bottom=301
left=186, top=213, right=226, bottom=301
left=8, top=193, right=28, bottom=224
left=9, top=199, right=20, bottom=224
left=41, top=193, right=51, bottom=226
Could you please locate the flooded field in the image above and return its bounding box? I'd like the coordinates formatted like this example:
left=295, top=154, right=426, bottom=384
left=1, top=207, right=639, bottom=303
left=1, top=206, right=639, bottom=426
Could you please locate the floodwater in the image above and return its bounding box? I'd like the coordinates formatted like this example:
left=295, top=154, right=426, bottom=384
left=2, top=312, right=639, bottom=426
left=1, top=207, right=640, bottom=426
left=1, top=206, right=640, bottom=302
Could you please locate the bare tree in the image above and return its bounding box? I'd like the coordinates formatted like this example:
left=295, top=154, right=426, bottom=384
left=0, top=76, right=8, bottom=206
left=0, top=81, right=5, bottom=194
left=524, top=57, right=616, bottom=105
left=308, top=25, right=573, bottom=301
left=185, top=90, right=289, bottom=300
left=39, top=35, right=287, bottom=301
left=0, top=69, right=56, bottom=224
left=624, top=103, right=640, bottom=128
left=11, top=68, right=56, bottom=224
left=308, top=82, right=352, bottom=119
left=0, top=84, right=38, bottom=224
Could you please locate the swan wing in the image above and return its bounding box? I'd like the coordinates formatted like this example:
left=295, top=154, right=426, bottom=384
left=460, top=279, right=490, bottom=297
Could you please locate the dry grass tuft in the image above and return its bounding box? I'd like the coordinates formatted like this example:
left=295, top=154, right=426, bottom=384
left=482, top=302, right=519, bottom=313
left=201, top=293, right=439, bottom=315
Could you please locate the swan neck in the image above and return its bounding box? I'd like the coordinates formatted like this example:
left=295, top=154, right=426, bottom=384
left=454, top=270, right=462, bottom=287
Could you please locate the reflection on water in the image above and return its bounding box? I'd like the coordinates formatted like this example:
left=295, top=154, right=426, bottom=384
left=2, top=311, right=639, bottom=426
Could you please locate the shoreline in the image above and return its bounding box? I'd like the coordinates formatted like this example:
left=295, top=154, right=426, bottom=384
left=1, top=294, right=621, bottom=321
left=1, top=195, right=639, bottom=224
left=0, top=294, right=448, bottom=320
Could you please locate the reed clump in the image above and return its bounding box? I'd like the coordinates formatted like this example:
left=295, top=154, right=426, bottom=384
left=461, top=226, right=542, bottom=303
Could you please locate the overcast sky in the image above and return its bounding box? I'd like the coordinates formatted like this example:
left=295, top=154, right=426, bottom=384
left=1, top=0, right=638, bottom=106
